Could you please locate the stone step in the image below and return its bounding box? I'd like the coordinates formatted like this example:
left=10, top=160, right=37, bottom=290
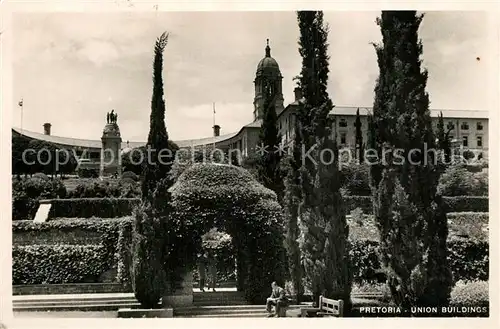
left=14, top=302, right=141, bottom=312
left=13, top=297, right=136, bottom=305
left=174, top=305, right=303, bottom=316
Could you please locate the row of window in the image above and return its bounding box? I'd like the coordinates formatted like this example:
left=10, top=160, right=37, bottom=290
left=334, top=118, right=484, bottom=131
left=463, top=135, right=483, bottom=148
left=337, top=133, right=484, bottom=148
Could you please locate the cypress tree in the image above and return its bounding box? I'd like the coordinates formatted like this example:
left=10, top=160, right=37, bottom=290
left=296, top=11, right=352, bottom=310
left=370, top=11, right=452, bottom=312
left=256, top=81, right=284, bottom=203
left=354, top=108, right=364, bottom=163
left=141, top=32, right=177, bottom=200
left=132, top=32, right=176, bottom=309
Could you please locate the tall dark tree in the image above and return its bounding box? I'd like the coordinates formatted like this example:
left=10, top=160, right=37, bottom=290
left=141, top=32, right=178, bottom=200
left=132, top=32, right=177, bottom=309
left=283, top=115, right=304, bottom=303
left=256, top=82, right=284, bottom=203
left=369, top=11, right=452, bottom=312
left=354, top=108, right=364, bottom=163
left=296, top=11, right=352, bottom=310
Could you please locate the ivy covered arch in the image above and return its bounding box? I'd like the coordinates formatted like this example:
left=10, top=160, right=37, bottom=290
left=168, top=163, right=287, bottom=302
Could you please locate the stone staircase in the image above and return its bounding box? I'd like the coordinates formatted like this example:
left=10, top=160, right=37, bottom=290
left=13, top=290, right=380, bottom=317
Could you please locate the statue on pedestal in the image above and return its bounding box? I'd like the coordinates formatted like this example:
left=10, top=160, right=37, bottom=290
left=106, top=109, right=118, bottom=124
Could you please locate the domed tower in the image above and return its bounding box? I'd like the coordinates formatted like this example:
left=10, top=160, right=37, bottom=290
left=253, top=39, right=285, bottom=121
left=100, top=110, right=122, bottom=177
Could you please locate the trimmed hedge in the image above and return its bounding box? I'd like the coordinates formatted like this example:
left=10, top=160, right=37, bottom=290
left=68, top=180, right=141, bottom=198
left=13, top=244, right=109, bottom=284
left=170, top=163, right=286, bottom=303
left=442, top=196, right=489, bottom=213
left=12, top=218, right=133, bottom=285
left=344, top=195, right=488, bottom=214
left=349, top=238, right=488, bottom=284
left=12, top=177, right=67, bottom=221
left=47, top=198, right=140, bottom=219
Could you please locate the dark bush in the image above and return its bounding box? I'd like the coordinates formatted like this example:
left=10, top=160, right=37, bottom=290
left=131, top=201, right=167, bottom=308
left=12, top=177, right=67, bottom=220
left=340, top=164, right=371, bottom=196
left=47, top=198, right=140, bottom=219
left=438, top=164, right=488, bottom=196
left=78, top=168, right=100, bottom=178
left=443, top=196, right=489, bottom=213
left=448, top=237, right=489, bottom=282
left=344, top=196, right=373, bottom=213
left=343, top=195, right=488, bottom=214
left=68, top=180, right=141, bottom=199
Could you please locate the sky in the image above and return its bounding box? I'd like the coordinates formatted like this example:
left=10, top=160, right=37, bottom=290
left=12, top=11, right=495, bottom=142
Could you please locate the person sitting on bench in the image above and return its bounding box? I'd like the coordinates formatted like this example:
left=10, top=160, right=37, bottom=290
left=266, top=281, right=288, bottom=317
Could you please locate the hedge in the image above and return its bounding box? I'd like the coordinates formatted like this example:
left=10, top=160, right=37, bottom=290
left=350, top=238, right=488, bottom=284
left=344, top=196, right=488, bottom=214
left=169, top=163, right=286, bottom=303
left=12, top=218, right=133, bottom=285
left=47, top=198, right=140, bottom=219
left=13, top=244, right=110, bottom=284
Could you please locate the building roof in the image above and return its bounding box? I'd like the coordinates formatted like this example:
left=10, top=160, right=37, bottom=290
left=11, top=105, right=488, bottom=150
left=12, top=127, right=239, bottom=150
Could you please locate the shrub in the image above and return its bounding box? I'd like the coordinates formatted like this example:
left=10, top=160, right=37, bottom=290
left=344, top=196, right=373, bottom=213
left=78, top=168, right=99, bottom=178
left=447, top=212, right=488, bottom=241
left=12, top=177, right=67, bottom=220
left=169, top=147, right=229, bottom=182
left=122, top=171, right=139, bottom=181
left=443, top=196, right=488, bottom=213
left=342, top=196, right=488, bottom=214
left=438, top=164, right=488, bottom=196
left=131, top=201, right=167, bottom=308
left=13, top=244, right=109, bottom=284
left=448, top=237, right=489, bottom=282
left=68, top=180, right=141, bottom=199
left=450, top=280, right=489, bottom=307
left=47, top=198, right=140, bottom=219
left=12, top=218, right=133, bottom=285
left=349, top=240, right=383, bottom=284
left=340, top=164, right=371, bottom=196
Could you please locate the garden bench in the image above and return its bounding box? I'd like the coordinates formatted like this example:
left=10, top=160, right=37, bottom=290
left=300, top=296, right=344, bottom=317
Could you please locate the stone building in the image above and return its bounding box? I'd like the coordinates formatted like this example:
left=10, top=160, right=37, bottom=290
left=12, top=41, right=489, bottom=176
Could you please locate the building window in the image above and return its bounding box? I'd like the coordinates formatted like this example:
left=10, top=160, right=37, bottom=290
left=462, top=135, right=468, bottom=147
left=340, top=132, right=347, bottom=145
left=447, top=122, right=455, bottom=131
left=339, top=118, right=348, bottom=128
left=477, top=136, right=483, bottom=147
left=461, top=122, right=469, bottom=130
left=477, top=122, right=483, bottom=130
